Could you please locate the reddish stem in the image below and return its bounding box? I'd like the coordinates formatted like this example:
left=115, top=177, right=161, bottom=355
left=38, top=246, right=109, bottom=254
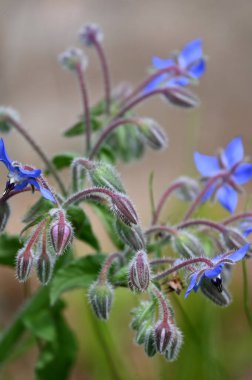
left=222, top=213, right=252, bottom=225
left=177, top=219, right=227, bottom=233
left=98, top=253, right=123, bottom=285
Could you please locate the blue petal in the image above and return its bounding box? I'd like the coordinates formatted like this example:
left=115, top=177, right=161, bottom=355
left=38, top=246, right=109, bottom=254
left=233, top=163, right=252, bottom=185
left=143, top=73, right=169, bottom=93
left=184, top=272, right=199, bottom=298
left=14, top=181, right=29, bottom=191
left=194, top=152, right=220, bottom=176
left=222, top=137, right=244, bottom=168
left=39, top=187, right=56, bottom=202
left=243, top=227, right=252, bottom=237
left=204, top=265, right=223, bottom=278
left=216, top=184, right=238, bottom=213
left=152, top=56, right=175, bottom=70
left=166, top=76, right=190, bottom=88
left=178, top=39, right=203, bottom=70
left=202, top=182, right=217, bottom=202
left=0, top=138, right=13, bottom=171
left=188, top=59, right=206, bottom=78
left=17, top=166, right=41, bottom=178
left=226, top=244, right=250, bottom=262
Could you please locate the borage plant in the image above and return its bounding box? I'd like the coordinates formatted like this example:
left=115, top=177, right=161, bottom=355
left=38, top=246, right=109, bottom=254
left=0, top=23, right=252, bottom=378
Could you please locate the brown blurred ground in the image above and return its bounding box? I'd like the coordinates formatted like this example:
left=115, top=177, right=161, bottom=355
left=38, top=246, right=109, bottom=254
left=1, top=0, right=252, bottom=379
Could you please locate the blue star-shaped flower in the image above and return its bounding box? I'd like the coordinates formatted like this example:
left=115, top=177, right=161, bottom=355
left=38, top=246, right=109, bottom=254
left=0, top=138, right=55, bottom=202
left=194, top=137, right=252, bottom=213
left=144, top=39, right=206, bottom=93
left=185, top=244, right=250, bottom=298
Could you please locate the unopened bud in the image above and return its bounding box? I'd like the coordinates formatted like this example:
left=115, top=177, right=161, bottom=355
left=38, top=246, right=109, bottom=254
left=50, top=211, right=73, bottom=255
left=115, top=219, right=146, bottom=250
left=0, top=106, right=20, bottom=125
left=79, top=23, right=104, bottom=46
left=222, top=227, right=250, bottom=251
left=136, top=118, right=168, bottom=150
left=135, top=321, right=151, bottom=345
left=130, top=301, right=156, bottom=331
left=128, top=250, right=151, bottom=292
left=164, top=327, right=183, bottom=362
left=0, top=202, right=10, bottom=232
left=88, top=281, right=114, bottom=320
left=58, top=47, right=88, bottom=72
left=172, top=231, right=203, bottom=258
left=16, top=247, right=33, bottom=282
left=174, top=177, right=200, bottom=202
left=154, top=319, right=174, bottom=353
left=164, top=87, right=199, bottom=108
left=36, top=249, right=55, bottom=285
left=200, top=278, right=232, bottom=307
left=88, top=161, right=126, bottom=193
left=144, top=328, right=157, bottom=357
left=111, top=193, right=138, bottom=225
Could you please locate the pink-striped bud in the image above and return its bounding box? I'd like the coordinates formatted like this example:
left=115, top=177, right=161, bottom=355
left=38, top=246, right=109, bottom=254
left=50, top=211, right=73, bottom=255
left=111, top=193, right=138, bottom=226
left=16, top=247, right=33, bottom=282
left=164, top=87, right=199, bottom=108
left=128, top=250, right=151, bottom=292
left=154, top=319, right=175, bottom=353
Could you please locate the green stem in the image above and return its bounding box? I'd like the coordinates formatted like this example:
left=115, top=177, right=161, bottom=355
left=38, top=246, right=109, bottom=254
left=242, top=260, right=252, bottom=330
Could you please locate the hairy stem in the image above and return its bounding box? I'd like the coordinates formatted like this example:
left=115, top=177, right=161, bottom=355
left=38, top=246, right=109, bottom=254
left=98, top=253, right=123, bottom=285
left=177, top=219, right=227, bottom=233
left=222, top=212, right=252, bottom=225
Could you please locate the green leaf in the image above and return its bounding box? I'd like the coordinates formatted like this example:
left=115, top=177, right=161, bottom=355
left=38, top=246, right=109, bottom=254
left=96, top=145, right=116, bottom=164
left=22, top=198, right=53, bottom=224
left=0, top=233, right=22, bottom=266
left=64, top=116, right=102, bottom=137
left=50, top=254, right=105, bottom=305
left=50, top=152, right=78, bottom=171
left=92, top=203, right=123, bottom=249
left=0, top=120, right=12, bottom=133
left=35, top=309, right=77, bottom=380
left=67, top=206, right=100, bottom=250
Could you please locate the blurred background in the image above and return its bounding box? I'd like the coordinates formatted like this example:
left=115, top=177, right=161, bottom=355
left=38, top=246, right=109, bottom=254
left=1, top=0, right=252, bottom=379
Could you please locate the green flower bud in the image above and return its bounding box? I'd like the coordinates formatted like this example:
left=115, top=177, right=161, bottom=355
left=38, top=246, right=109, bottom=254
left=16, top=247, right=33, bottom=283
left=172, top=231, right=203, bottom=258
left=164, top=327, right=183, bottom=362
left=115, top=218, right=146, bottom=250
left=136, top=118, right=168, bottom=150
left=164, top=87, right=199, bottom=108
left=200, top=278, right=232, bottom=307
left=36, top=249, right=55, bottom=285
left=144, top=328, right=157, bottom=357
left=174, top=177, right=200, bottom=202
left=130, top=301, right=156, bottom=331
left=222, top=227, right=250, bottom=251
left=58, top=47, right=88, bottom=72
left=88, top=161, right=126, bottom=193
left=88, top=281, right=114, bottom=320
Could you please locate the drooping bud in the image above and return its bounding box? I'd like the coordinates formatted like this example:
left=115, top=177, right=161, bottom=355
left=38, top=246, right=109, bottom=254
left=36, top=230, right=55, bottom=285
left=144, top=327, right=157, bottom=357
left=171, top=231, right=203, bottom=258
left=58, top=47, right=88, bottom=72
left=200, top=278, right=232, bottom=307
left=136, top=118, right=168, bottom=150
left=88, top=161, right=126, bottom=193
left=174, top=177, right=200, bottom=202
left=88, top=280, right=114, bottom=320
left=154, top=319, right=175, bottom=353
left=222, top=227, right=250, bottom=251
left=115, top=218, right=146, bottom=250
left=111, top=193, right=138, bottom=225
left=16, top=246, right=34, bottom=282
left=164, top=87, right=199, bottom=108
left=164, top=327, right=183, bottom=362
left=0, top=201, right=10, bottom=232
left=79, top=23, right=104, bottom=47
left=128, top=250, right=151, bottom=292
left=130, top=301, right=156, bottom=331
left=0, top=107, right=20, bottom=133
left=50, top=210, right=73, bottom=255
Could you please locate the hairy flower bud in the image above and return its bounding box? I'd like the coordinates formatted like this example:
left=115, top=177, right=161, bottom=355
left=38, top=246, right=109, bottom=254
left=164, top=87, right=199, bottom=108
left=111, top=193, right=138, bottom=225
left=0, top=106, right=20, bottom=124
left=128, top=250, right=151, bottom=292
left=154, top=319, right=174, bottom=353
left=172, top=231, right=203, bottom=258
left=115, top=219, right=146, bottom=250
left=79, top=23, right=104, bottom=46
left=164, top=327, right=183, bottom=362
left=136, top=118, right=168, bottom=150
left=88, top=281, right=114, bottom=320
left=130, top=301, right=156, bottom=331
left=144, top=327, right=157, bottom=357
left=58, top=47, right=88, bottom=72
left=135, top=321, right=151, bottom=345
left=50, top=211, right=73, bottom=255
left=16, top=247, right=34, bottom=282
left=174, top=177, right=200, bottom=202
left=222, top=227, right=250, bottom=251
left=200, top=278, right=232, bottom=307
left=0, top=201, right=10, bottom=232
left=88, top=161, right=126, bottom=193
left=36, top=243, right=55, bottom=286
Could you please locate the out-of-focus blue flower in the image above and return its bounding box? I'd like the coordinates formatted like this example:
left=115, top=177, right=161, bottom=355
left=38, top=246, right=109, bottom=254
left=194, top=137, right=252, bottom=213
left=144, top=39, right=206, bottom=93
left=0, top=138, right=55, bottom=202
left=185, top=244, right=250, bottom=298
